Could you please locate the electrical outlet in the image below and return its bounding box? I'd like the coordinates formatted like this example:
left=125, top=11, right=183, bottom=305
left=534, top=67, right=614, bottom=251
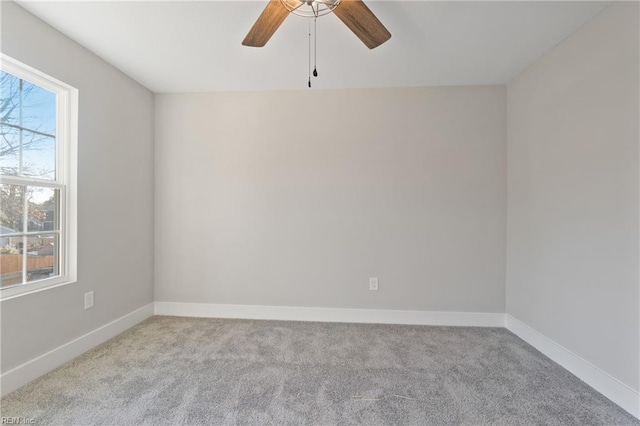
left=84, top=291, right=94, bottom=309
left=369, top=277, right=379, bottom=291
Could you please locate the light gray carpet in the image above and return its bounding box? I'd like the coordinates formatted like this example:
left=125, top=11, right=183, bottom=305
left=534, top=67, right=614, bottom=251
left=1, top=316, right=637, bottom=425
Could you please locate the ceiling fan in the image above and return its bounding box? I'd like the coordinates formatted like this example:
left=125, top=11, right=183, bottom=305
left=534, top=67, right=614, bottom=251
left=242, top=0, right=391, bottom=49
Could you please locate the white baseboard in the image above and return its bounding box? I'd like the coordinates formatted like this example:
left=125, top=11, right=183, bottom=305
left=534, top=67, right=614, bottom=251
left=0, top=303, right=154, bottom=397
left=505, top=314, right=640, bottom=419
left=4, top=303, right=636, bottom=420
left=154, top=301, right=505, bottom=327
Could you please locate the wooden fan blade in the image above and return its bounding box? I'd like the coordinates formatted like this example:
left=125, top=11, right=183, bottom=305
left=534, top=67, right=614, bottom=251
left=242, top=0, right=300, bottom=47
left=333, top=0, right=391, bottom=49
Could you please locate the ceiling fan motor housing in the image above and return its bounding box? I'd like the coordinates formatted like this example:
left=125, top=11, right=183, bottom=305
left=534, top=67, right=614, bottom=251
left=281, top=0, right=341, bottom=17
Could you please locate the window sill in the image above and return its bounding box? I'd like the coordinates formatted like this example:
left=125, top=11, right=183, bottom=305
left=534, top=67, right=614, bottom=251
left=0, top=276, right=77, bottom=301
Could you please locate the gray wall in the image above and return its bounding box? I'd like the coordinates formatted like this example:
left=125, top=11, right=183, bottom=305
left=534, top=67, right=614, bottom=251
left=0, top=2, right=154, bottom=372
left=506, top=2, right=639, bottom=391
left=155, top=86, right=506, bottom=312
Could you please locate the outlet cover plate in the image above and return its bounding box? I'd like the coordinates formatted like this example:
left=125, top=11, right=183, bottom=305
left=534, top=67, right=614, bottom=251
left=369, top=277, right=379, bottom=291
left=84, top=291, right=94, bottom=309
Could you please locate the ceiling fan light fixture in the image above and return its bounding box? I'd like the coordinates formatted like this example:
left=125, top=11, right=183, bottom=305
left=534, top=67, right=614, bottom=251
left=280, top=0, right=341, bottom=18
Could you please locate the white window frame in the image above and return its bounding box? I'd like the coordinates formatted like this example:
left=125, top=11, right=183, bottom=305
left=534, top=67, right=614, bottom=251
left=0, top=54, right=78, bottom=300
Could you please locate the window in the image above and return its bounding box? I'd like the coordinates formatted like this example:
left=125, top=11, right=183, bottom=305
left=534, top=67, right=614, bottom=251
left=0, top=55, right=77, bottom=299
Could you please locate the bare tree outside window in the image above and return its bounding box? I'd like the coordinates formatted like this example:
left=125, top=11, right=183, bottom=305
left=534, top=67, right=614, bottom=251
left=1, top=71, right=56, bottom=179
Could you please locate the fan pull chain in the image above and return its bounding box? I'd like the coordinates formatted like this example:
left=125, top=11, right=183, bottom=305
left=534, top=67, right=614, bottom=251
left=308, top=18, right=312, bottom=88
left=313, top=17, right=318, bottom=77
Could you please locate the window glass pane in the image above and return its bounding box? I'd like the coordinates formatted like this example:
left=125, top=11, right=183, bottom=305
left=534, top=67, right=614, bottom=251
left=22, top=131, right=55, bottom=180
left=26, top=233, right=58, bottom=283
left=21, top=80, right=56, bottom=136
left=0, top=246, right=23, bottom=288
left=0, top=127, right=56, bottom=180
left=0, top=71, right=21, bottom=127
left=0, top=184, right=25, bottom=233
left=27, top=187, right=59, bottom=232
left=0, top=124, right=20, bottom=176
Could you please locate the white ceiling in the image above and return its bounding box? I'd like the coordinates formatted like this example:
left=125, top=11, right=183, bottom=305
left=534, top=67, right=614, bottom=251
left=16, top=1, right=608, bottom=93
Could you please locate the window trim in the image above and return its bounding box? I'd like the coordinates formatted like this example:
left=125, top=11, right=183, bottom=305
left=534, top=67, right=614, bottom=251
left=0, top=54, right=78, bottom=300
